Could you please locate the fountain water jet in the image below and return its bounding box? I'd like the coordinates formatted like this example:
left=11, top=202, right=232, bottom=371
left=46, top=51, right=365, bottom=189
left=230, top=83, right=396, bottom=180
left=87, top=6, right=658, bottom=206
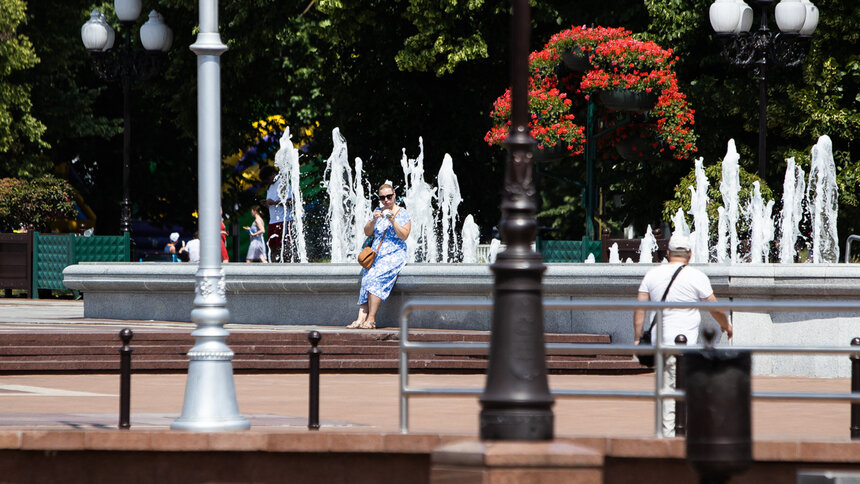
left=779, top=157, right=805, bottom=263
left=274, top=127, right=308, bottom=262
left=436, top=154, right=462, bottom=263
left=806, top=135, right=839, bottom=263
left=688, top=158, right=710, bottom=263
left=324, top=128, right=358, bottom=263
left=460, top=215, right=480, bottom=263
left=400, top=138, right=438, bottom=263
left=637, top=225, right=657, bottom=263
left=719, top=140, right=742, bottom=263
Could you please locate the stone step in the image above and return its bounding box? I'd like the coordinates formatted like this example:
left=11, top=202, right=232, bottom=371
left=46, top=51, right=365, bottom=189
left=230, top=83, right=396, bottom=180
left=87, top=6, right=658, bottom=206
left=0, top=329, right=646, bottom=374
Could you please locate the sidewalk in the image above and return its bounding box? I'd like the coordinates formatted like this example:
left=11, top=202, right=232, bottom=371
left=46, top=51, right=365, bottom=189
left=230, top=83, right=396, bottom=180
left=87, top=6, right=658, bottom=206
left=0, top=299, right=854, bottom=442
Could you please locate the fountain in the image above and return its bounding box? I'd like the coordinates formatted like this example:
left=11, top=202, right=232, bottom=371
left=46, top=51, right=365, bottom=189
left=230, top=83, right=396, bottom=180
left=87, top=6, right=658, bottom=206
left=64, top=134, right=857, bottom=378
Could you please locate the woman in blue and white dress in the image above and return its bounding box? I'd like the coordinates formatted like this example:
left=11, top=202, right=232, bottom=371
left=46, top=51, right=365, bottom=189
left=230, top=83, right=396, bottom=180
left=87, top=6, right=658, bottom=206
left=348, top=184, right=412, bottom=329
left=243, top=205, right=268, bottom=263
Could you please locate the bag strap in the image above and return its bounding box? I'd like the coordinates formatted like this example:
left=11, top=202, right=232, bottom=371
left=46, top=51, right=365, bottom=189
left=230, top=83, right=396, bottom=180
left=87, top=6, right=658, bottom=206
left=645, top=264, right=686, bottom=334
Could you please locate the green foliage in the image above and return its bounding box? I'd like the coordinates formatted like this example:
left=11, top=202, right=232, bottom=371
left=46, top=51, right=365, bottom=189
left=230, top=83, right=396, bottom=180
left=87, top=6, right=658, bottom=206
left=0, top=176, right=76, bottom=232
left=644, top=0, right=858, bottom=240
left=663, top=161, right=772, bottom=236
left=0, top=0, right=47, bottom=177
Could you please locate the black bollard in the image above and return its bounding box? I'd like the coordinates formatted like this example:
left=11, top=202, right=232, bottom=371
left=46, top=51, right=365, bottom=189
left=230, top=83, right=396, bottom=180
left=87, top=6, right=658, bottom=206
left=851, top=337, right=860, bottom=440
left=308, top=331, right=322, bottom=430
left=674, top=334, right=688, bottom=437
left=685, top=328, right=751, bottom=484
left=118, top=328, right=134, bottom=430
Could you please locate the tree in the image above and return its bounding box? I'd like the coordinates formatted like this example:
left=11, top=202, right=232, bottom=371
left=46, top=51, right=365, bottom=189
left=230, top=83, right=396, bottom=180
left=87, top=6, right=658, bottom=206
left=0, top=176, right=76, bottom=232
left=0, top=0, right=47, bottom=177
left=643, top=0, right=859, bottom=240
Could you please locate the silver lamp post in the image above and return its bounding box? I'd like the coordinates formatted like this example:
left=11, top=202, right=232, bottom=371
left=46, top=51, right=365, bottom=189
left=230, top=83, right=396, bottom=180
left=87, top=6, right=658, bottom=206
left=171, top=0, right=249, bottom=432
left=708, top=0, right=819, bottom=179
left=81, top=0, right=173, bottom=239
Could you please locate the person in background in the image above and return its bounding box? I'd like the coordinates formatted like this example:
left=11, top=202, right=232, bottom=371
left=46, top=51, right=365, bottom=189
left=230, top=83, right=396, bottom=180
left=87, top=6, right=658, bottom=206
left=181, top=231, right=200, bottom=263
left=259, top=165, right=293, bottom=262
left=633, top=233, right=732, bottom=436
left=164, top=232, right=183, bottom=261
left=220, top=209, right=229, bottom=262
left=244, top=205, right=268, bottom=263
left=348, top=183, right=411, bottom=329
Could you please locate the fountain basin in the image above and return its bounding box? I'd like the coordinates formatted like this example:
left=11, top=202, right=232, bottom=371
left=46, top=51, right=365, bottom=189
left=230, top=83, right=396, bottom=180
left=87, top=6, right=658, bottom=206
left=63, top=262, right=860, bottom=377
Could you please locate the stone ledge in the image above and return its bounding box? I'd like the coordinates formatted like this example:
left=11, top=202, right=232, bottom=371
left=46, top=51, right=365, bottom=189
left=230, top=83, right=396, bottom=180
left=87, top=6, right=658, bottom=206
left=0, top=429, right=856, bottom=464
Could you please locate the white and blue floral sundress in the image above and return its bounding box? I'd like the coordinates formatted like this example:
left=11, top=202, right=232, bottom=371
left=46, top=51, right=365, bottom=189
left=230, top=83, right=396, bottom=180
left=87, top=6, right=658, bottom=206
left=358, top=207, right=411, bottom=304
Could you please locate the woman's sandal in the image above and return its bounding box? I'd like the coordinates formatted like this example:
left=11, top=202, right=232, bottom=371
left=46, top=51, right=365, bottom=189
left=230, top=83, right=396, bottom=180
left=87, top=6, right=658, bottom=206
left=358, top=320, right=376, bottom=329
left=346, top=320, right=363, bottom=329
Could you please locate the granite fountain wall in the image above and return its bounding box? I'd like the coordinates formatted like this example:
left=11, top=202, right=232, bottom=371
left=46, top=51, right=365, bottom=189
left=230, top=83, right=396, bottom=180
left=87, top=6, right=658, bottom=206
left=64, top=262, right=860, bottom=377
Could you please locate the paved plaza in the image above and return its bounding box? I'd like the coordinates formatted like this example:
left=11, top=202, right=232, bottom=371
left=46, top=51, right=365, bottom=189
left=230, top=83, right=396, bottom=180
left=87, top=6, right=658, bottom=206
left=0, top=299, right=854, bottom=442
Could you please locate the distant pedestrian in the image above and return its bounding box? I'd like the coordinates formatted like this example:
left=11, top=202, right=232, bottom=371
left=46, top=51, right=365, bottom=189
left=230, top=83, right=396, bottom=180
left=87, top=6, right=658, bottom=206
left=181, top=231, right=200, bottom=263
left=633, top=233, right=732, bottom=436
left=164, top=232, right=183, bottom=261
left=259, top=165, right=293, bottom=262
left=244, top=205, right=268, bottom=263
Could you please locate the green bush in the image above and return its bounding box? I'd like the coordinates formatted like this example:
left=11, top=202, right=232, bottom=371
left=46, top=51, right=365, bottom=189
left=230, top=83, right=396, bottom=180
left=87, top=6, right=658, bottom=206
left=0, top=176, right=76, bottom=232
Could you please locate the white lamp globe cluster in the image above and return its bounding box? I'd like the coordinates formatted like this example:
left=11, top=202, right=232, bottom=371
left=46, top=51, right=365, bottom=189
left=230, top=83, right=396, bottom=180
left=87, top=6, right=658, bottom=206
left=80, top=0, right=173, bottom=52
left=709, top=0, right=818, bottom=36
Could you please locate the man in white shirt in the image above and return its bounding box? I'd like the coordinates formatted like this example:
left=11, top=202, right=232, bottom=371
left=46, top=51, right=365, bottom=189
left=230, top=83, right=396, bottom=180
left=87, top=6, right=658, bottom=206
left=259, top=165, right=293, bottom=262
left=182, top=231, right=200, bottom=263
left=633, top=233, right=732, bottom=436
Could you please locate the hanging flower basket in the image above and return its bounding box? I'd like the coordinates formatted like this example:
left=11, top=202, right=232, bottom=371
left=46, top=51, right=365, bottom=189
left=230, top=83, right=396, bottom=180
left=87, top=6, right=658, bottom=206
left=533, top=143, right=571, bottom=163
left=598, top=89, right=657, bottom=112
left=485, top=26, right=698, bottom=161
left=560, top=47, right=590, bottom=73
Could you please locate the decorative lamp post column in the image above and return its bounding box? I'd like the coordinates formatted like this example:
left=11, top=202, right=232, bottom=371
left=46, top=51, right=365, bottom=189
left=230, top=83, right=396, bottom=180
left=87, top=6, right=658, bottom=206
left=479, top=0, right=554, bottom=441
left=171, top=0, right=249, bottom=432
left=708, top=0, right=819, bottom=179
left=81, top=0, right=173, bottom=237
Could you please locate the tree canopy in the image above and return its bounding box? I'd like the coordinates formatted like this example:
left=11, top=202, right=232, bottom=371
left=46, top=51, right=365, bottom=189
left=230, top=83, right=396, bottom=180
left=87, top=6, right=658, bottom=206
left=5, top=0, right=856, bottom=245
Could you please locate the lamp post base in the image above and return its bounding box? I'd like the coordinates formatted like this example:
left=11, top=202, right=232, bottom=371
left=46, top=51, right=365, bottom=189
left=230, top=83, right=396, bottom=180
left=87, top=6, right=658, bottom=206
left=171, top=359, right=250, bottom=432
left=480, top=407, right=554, bottom=440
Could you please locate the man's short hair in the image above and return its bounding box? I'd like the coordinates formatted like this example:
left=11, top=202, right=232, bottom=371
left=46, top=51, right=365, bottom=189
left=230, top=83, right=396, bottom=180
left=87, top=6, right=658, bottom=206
left=259, top=165, right=276, bottom=181
left=668, top=248, right=691, bottom=259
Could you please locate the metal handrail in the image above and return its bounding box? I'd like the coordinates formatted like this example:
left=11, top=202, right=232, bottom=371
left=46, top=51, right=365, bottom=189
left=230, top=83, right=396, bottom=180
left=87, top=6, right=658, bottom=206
left=398, top=298, right=860, bottom=436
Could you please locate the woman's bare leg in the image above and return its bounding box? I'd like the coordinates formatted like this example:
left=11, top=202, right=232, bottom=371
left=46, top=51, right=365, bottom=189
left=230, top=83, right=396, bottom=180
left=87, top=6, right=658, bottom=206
left=359, top=294, right=382, bottom=328
left=348, top=303, right=369, bottom=328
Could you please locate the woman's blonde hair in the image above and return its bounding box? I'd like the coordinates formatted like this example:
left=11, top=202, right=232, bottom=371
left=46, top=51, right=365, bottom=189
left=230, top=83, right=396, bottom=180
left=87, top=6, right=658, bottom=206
left=378, top=183, right=394, bottom=194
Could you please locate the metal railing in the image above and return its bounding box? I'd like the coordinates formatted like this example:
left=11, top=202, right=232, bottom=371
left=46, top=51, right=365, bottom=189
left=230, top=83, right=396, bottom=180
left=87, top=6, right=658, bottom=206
left=398, top=298, right=860, bottom=436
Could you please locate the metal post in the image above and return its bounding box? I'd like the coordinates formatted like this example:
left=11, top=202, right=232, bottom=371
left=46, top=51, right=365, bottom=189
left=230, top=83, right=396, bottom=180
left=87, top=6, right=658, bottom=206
left=675, top=333, right=688, bottom=437
left=851, top=337, right=860, bottom=440
left=479, top=0, right=554, bottom=441
left=654, top=310, right=664, bottom=437
left=171, top=0, right=249, bottom=432
left=118, top=328, right=133, bottom=429
left=585, top=100, right=596, bottom=240
left=757, top=59, right=768, bottom=179
left=308, top=331, right=321, bottom=430
left=686, top=328, right=752, bottom=483
left=120, top=23, right=133, bottom=236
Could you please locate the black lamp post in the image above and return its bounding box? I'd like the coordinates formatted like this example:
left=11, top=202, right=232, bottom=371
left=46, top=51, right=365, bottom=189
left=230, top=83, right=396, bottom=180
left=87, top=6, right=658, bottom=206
left=81, top=1, right=173, bottom=236
left=709, top=0, right=819, bottom=179
left=479, top=0, right=554, bottom=441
